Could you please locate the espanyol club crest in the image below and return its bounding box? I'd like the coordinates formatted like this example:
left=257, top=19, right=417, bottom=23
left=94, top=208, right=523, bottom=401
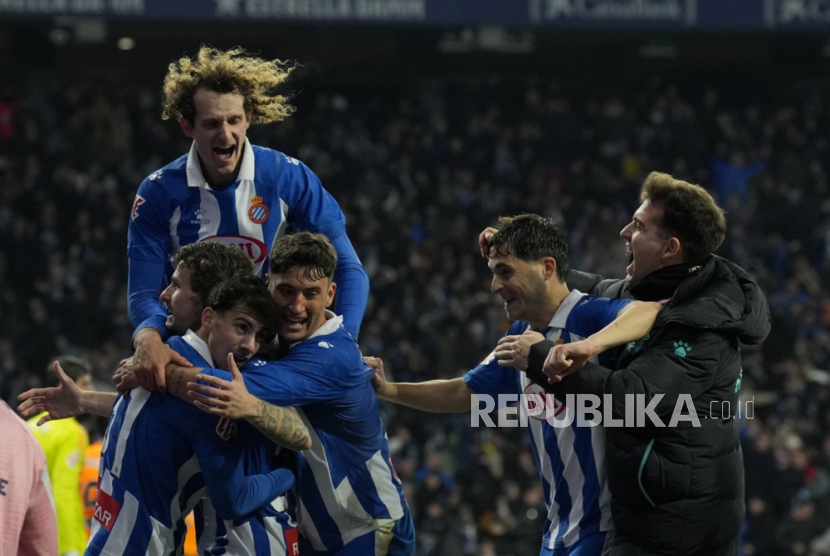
left=248, top=195, right=269, bottom=224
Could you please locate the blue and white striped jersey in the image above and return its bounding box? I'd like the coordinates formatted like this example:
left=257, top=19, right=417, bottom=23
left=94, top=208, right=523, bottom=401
left=196, top=426, right=298, bottom=556
left=201, top=313, right=407, bottom=553
left=87, top=334, right=294, bottom=555
left=127, top=140, right=368, bottom=339
left=464, top=290, right=632, bottom=552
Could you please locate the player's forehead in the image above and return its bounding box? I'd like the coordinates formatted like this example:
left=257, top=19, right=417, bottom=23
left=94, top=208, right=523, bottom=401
left=171, top=264, right=193, bottom=287
left=214, top=305, right=263, bottom=331
left=487, top=252, right=523, bottom=272
left=270, top=267, right=328, bottom=290
left=192, top=89, right=246, bottom=119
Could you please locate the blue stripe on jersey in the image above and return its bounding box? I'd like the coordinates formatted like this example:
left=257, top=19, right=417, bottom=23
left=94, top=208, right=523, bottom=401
left=203, top=317, right=406, bottom=552
left=464, top=292, right=633, bottom=550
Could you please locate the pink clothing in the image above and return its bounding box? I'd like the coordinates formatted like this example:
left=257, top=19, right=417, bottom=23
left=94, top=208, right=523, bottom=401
left=0, top=401, right=58, bottom=556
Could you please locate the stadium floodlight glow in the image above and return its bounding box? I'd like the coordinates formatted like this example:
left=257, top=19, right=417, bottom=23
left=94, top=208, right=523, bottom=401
left=118, top=37, right=136, bottom=51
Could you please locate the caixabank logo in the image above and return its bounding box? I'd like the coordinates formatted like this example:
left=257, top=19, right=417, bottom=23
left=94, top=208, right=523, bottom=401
left=531, top=0, right=698, bottom=25
left=764, top=0, right=830, bottom=26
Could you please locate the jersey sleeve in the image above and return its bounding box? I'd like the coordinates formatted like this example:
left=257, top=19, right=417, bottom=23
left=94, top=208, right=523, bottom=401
left=328, top=232, right=369, bottom=339
left=569, top=296, right=633, bottom=338
left=202, top=351, right=354, bottom=408
left=127, top=177, right=173, bottom=330
left=178, top=408, right=295, bottom=519
left=280, top=160, right=368, bottom=338
left=463, top=322, right=527, bottom=406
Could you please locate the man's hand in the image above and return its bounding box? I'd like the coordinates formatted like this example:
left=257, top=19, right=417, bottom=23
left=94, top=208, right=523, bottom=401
left=17, top=361, right=84, bottom=425
left=187, top=354, right=257, bottom=420
left=494, top=329, right=546, bottom=370
left=542, top=338, right=598, bottom=383
left=113, top=357, right=140, bottom=394
left=364, top=356, right=394, bottom=398
left=478, top=227, right=498, bottom=259
left=133, top=328, right=191, bottom=393
left=364, top=356, right=387, bottom=393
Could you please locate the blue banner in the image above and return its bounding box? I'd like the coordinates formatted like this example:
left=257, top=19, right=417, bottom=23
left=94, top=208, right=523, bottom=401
left=0, top=0, right=828, bottom=29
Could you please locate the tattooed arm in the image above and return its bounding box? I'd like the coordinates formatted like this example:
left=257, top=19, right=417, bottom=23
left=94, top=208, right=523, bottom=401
left=187, top=354, right=311, bottom=451
left=245, top=399, right=311, bottom=451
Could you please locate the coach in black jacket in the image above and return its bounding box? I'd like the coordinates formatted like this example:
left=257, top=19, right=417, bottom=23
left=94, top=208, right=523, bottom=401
left=524, top=172, right=770, bottom=556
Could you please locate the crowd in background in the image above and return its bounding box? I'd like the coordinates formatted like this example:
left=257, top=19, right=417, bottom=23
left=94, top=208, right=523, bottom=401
left=1, top=63, right=829, bottom=555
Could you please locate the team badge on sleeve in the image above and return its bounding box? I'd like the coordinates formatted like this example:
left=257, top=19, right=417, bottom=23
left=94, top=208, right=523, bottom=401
left=248, top=196, right=269, bottom=224
left=131, top=195, right=145, bottom=220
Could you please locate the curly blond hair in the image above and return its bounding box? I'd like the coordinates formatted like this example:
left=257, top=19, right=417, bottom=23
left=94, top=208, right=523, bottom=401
left=161, top=46, right=295, bottom=124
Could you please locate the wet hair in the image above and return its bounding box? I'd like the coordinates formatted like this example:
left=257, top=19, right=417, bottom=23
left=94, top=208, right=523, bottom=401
left=269, top=232, right=337, bottom=283
left=161, top=46, right=295, bottom=124
left=489, top=214, right=569, bottom=281
left=175, top=241, right=254, bottom=305
left=205, top=274, right=277, bottom=342
left=640, top=172, right=727, bottom=263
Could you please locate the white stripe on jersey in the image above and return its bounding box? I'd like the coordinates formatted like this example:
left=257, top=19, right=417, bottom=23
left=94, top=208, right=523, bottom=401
left=149, top=514, right=176, bottom=554
left=197, top=186, right=222, bottom=239
left=169, top=205, right=182, bottom=258
left=97, top=488, right=140, bottom=555
left=556, top=422, right=584, bottom=547
left=223, top=519, right=256, bottom=556
left=112, top=388, right=150, bottom=478
left=298, top=410, right=398, bottom=550
left=234, top=180, right=267, bottom=275
left=269, top=198, right=290, bottom=254
left=169, top=455, right=202, bottom=538
left=264, top=516, right=289, bottom=555
left=366, top=450, right=405, bottom=520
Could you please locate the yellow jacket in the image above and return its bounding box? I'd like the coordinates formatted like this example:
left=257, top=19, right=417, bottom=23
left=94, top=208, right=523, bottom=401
left=28, top=412, right=89, bottom=556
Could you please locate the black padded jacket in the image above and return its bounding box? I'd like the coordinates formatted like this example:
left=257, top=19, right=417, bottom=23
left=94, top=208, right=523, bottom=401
left=527, top=256, right=771, bottom=555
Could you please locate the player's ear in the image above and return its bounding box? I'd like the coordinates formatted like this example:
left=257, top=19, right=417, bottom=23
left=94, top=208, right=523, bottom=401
left=325, top=281, right=337, bottom=308
left=202, top=307, right=214, bottom=330
left=180, top=116, right=195, bottom=138
left=542, top=257, right=558, bottom=281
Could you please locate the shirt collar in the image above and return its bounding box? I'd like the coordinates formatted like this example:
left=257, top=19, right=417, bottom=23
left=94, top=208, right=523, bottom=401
left=545, top=289, right=586, bottom=331
left=285, top=311, right=343, bottom=350
left=182, top=330, right=215, bottom=367
left=186, top=138, right=255, bottom=189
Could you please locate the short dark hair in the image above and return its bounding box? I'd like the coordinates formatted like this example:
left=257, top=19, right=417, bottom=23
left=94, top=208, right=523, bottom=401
left=205, top=275, right=277, bottom=342
left=640, top=172, right=727, bottom=263
left=269, top=232, right=337, bottom=283
left=51, top=355, right=91, bottom=384
left=175, top=241, right=254, bottom=304
left=490, top=214, right=569, bottom=281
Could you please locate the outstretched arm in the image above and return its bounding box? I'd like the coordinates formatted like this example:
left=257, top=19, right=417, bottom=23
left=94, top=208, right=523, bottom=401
left=366, top=356, right=473, bottom=413
left=18, top=361, right=117, bottom=422
left=543, top=300, right=661, bottom=381
left=188, top=355, right=311, bottom=451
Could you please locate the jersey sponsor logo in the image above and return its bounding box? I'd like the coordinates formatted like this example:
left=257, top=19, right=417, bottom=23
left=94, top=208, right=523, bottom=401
left=131, top=195, right=145, bottom=220
left=283, top=155, right=300, bottom=166
left=199, top=235, right=268, bottom=263
left=93, top=489, right=122, bottom=531
left=523, top=382, right=566, bottom=421
left=149, top=170, right=163, bottom=180
left=216, top=417, right=238, bottom=442
left=191, top=207, right=210, bottom=225
left=284, top=526, right=300, bottom=556
left=248, top=195, right=270, bottom=224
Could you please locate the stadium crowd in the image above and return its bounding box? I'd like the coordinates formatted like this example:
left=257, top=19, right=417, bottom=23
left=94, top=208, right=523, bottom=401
left=1, top=67, right=829, bottom=555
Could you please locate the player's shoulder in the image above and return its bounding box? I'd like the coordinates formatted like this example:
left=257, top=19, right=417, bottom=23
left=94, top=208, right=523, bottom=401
left=573, top=293, right=629, bottom=312
left=506, top=320, right=531, bottom=335
left=252, top=144, right=314, bottom=181
left=138, top=154, right=189, bottom=192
